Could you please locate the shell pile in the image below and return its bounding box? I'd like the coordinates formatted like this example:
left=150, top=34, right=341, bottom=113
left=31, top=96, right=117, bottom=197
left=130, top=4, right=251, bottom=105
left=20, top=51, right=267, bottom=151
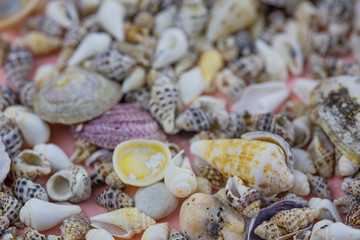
left=2, top=0, right=360, bottom=239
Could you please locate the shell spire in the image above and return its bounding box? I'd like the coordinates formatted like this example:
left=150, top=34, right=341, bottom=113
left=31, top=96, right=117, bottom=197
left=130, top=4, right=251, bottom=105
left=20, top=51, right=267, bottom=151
left=60, top=214, right=90, bottom=240
left=95, top=187, right=134, bottom=212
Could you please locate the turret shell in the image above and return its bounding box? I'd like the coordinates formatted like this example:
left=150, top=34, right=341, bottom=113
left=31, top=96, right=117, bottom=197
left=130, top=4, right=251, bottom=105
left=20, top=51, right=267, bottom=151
left=60, top=213, right=90, bottom=240
left=95, top=187, right=134, bottom=212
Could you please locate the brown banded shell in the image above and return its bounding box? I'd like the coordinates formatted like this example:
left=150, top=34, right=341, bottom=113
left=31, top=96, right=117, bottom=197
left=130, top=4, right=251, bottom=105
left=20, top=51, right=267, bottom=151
left=90, top=161, right=113, bottom=186
left=17, top=81, right=37, bottom=108
left=34, top=68, right=122, bottom=125
left=70, top=139, right=98, bottom=163
left=307, top=174, right=332, bottom=199
left=334, top=195, right=360, bottom=213
left=124, top=87, right=151, bottom=110
left=14, top=178, right=48, bottom=204
left=24, top=15, right=62, bottom=37
left=0, top=112, right=22, bottom=158
left=0, top=192, right=23, bottom=226
left=0, top=216, right=9, bottom=235
left=105, top=171, right=126, bottom=189
left=95, top=187, right=134, bottom=212
left=169, top=229, right=187, bottom=240
left=254, top=220, right=287, bottom=240
left=60, top=214, right=90, bottom=240
left=215, top=68, right=246, bottom=101
left=345, top=204, right=360, bottom=228
left=24, top=227, right=46, bottom=240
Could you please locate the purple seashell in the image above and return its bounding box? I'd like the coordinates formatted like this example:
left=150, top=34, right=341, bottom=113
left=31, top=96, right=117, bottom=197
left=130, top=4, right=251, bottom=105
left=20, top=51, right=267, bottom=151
left=71, top=104, right=166, bottom=149
left=247, top=200, right=304, bottom=240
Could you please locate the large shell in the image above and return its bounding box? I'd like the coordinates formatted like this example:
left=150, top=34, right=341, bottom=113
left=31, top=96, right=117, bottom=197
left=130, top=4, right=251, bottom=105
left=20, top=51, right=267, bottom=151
left=60, top=214, right=90, bottom=240
left=334, top=195, right=360, bottom=213
left=34, top=68, right=122, bottom=125
left=0, top=86, right=16, bottom=111
left=0, top=113, right=22, bottom=159
left=71, top=104, right=166, bottom=149
left=141, top=222, right=169, bottom=240
left=309, top=198, right=342, bottom=223
left=0, top=192, right=23, bottom=226
left=14, top=178, right=48, bottom=204
left=309, top=76, right=360, bottom=167
left=70, top=139, right=97, bottom=163
left=307, top=174, right=332, bottom=199
left=95, top=187, right=134, bottom=212
left=23, top=31, right=62, bottom=56
left=90, top=207, right=156, bottom=239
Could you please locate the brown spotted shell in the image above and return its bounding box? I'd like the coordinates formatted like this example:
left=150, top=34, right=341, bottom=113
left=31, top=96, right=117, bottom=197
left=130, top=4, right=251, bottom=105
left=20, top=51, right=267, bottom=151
left=345, top=204, right=360, bottom=228
left=0, top=215, right=9, bottom=235
left=60, top=214, right=90, bottom=240
left=169, top=229, right=187, bottom=240
left=24, top=227, right=46, bottom=240
left=34, top=68, right=122, bottom=125
left=70, top=139, right=98, bottom=163
left=95, top=187, right=134, bottom=212
left=254, top=220, right=287, bottom=240
left=0, top=192, right=23, bottom=226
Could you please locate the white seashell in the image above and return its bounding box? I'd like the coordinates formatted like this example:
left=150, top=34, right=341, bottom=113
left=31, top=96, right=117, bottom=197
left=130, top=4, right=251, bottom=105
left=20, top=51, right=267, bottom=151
left=85, top=148, right=112, bottom=166
left=141, top=222, right=169, bottom=240
left=312, top=222, right=360, bottom=240
left=177, top=67, right=205, bottom=105
left=90, top=207, right=156, bottom=239
left=19, top=198, right=81, bottom=231
left=4, top=105, right=50, bottom=147
left=67, top=32, right=111, bottom=66
left=33, top=143, right=72, bottom=172
left=272, top=34, right=303, bottom=75
left=121, top=66, right=146, bottom=94
left=34, top=64, right=59, bottom=88
left=231, top=82, right=290, bottom=114
left=153, top=28, right=188, bottom=69
left=154, top=6, right=178, bottom=36
left=289, top=169, right=310, bottom=196
left=309, top=198, right=342, bottom=223
left=291, top=148, right=316, bottom=174
left=164, top=150, right=197, bottom=198
left=310, top=219, right=334, bottom=240
left=86, top=229, right=115, bottom=240
left=0, top=138, right=11, bottom=184
left=77, top=0, right=101, bottom=16
left=45, top=1, right=79, bottom=29
left=292, top=116, right=312, bottom=148
left=255, top=39, right=288, bottom=82
left=97, top=0, right=125, bottom=41
left=293, top=78, right=319, bottom=105
left=191, top=96, right=227, bottom=112
left=338, top=154, right=359, bottom=177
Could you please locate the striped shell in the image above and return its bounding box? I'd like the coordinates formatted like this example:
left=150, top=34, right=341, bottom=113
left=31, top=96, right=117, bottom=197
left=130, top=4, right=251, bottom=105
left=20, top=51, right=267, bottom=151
left=345, top=204, right=360, bottom=228
left=34, top=68, right=122, bottom=125
left=70, top=139, right=98, bottom=163
left=307, top=174, right=332, bottom=199
left=24, top=227, right=46, bottom=240
left=71, top=104, right=166, bottom=149
left=60, top=214, right=90, bottom=240
left=334, top=195, right=360, bottom=213
left=270, top=208, right=319, bottom=232
left=0, top=86, right=16, bottom=111
left=95, top=187, right=134, bottom=212
left=14, top=178, right=48, bottom=204
left=0, top=192, right=23, bottom=226
left=175, top=104, right=215, bottom=132
left=169, top=229, right=187, bottom=240
left=17, top=81, right=37, bottom=108
left=90, top=161, right=114, bottom=186
left=235, top=30, right=255, bottom=56
left=0, top=112, right=22, bottom=158
left=215, top=112, right=247, bottom=139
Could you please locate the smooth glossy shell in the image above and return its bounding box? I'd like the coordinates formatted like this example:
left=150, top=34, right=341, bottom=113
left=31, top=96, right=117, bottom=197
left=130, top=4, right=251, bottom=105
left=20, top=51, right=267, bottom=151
left=113, top=139, right=171, bottom=187
left=34, top=67, right=122, bottom=124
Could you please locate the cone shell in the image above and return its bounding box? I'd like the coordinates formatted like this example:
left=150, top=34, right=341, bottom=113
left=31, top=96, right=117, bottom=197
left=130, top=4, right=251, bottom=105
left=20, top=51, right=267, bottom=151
left=34, top=68, right=122, bottom=125
left=190, top=139, right=295, bottom=196
left=0, top=86, right=16, bottom=111
left=14, top=178, right=48, bottom=204
left=72, top=104, right=166, bottom=149
left=254, top=220, right=287, bottom=240
left=169, top=229, right=187, bottom=240
left=90, top=161, right=113, bottom=186
left=141, top=222, right=169, bottom=240
left=95, top=187, right=134, bottom=212
left=70, top=139, right=97, bottom=163
left=97, top=0, right=125, bottom=41
left=307, top=174, right=332, bottom=199
left=90, top=207, right=156, bottom=239
left=60, top=214, right=90, bottom=240
left=23, top=31, right=62, bottom=56
left=0, top=192, right=23, bottom=226
left=0, top=111, right=23, bottom=159
left=24, top=227, right=46, bottom=240
left=113, top=139, right=171, bottom=187
left=85, top=229, right=114, bottom=240
left=334, top=195, right=360, bottom=213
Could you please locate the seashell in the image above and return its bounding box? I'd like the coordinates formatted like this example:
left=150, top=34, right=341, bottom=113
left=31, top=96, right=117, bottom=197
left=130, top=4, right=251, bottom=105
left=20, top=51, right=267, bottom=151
left=0, top=113, right=22, bottom=159
left=289, top=169, right=310, bottom=196
left=47, top=235, right=62, bottom=240
left=254, top=220, right=287, bottom=240
left=24, top=227, right=46, bottom=240
left=60, top=214, right=90, bottom=240
left=345, top=204, right=360, bottom=228
left=152, top=28, right=188, bottom=69
left=164, top=151, right=197, bottom=198
left=292, top=116, right=312, bottom=148
left=90, top=207, right=156, bottom=239
left=63, top=24, right=88, bottom=48
left=33, top=143, right=72, bottom=172
left=115, top=41, right=153, bottom=67
left=292, top=148, right=316, bottom=174
left=175, top=104, right=215, bottom=132
left=121, top=66, right=146, bottom=94
left=308, top=126, right=335, bottom=178
left=307, top=174, right=332, bottom=199
left=95, top=187, right=134, bottom=212
left=86, top=148, right=112, bottom=166
left=0, top=86, right=16, bottom=111
left=311, top=32, right=349, bottom=56
left=193, top=158, right=226, bottom=189
left=309, top=197, right=342, bottom=223
left=23, top=31, right=62, bottom=56
left=293, top=230, right=311, bottom=240
left=190, top=137, right=295, bottom=197
left=312, top=221, right=360, bottom=240
left=34, top=68, right=122, bottom=125
left=206, top=0, right=257, bottom=43
left=124, top=22, right=152, bottom=45
left=337, top=151, right=359, bottom=177
left=141, top=222, right=169, bottom=240
left=215, top=35, right=239, bottom=62
left=46, top=165, right=91, bottom=202
left=45, top=1, right=79, bottom=29
left=0, top=216, right=9, bottom=235
left=0, top=226, right=17, bottom=240
left=232, top=82, right=290, bottom=114
left=70, top=139, right=97, bottom=163
left=91, top=161, right=113, bottom=186
left=276, top=193, right=309, bottom=207
left=214, top=112, right=247, bottom=139
left=235, top=30, right=255, bottom=57
left=334, top=195, right=360, bottom=214
left=4, top=106, right=50, bottom=147
left=154, top=6, right=178, bottom=36
left=347, top=179, right=360, bottom=196
left=195, top=176, right=212, bottom=194
left=97, top=0, right=125, bottom=40
left=105, top=171, right=127, bottom=189
left=75, top=0, right=100, bottom=16
left=215, top=68, right=245, bottom=101
left=24, top=15, right=62, bottom=37
left=14, top=178, right=48, bottom=204
left=56, top=46, right=75, bottom=71
left=85, top=229, right=114, bottom=240
left=229, top=55, right=264, bottom=81
left=83, top=48, right=135, bottom=82
left=309, top=54, right=327, bottom=80
left=3, top=46, right=33, bottom=88
left=198, top=49, right=223, bottom=87
left=19, top=198, right=81, bottom=231
left=0, top=139, right=11, bottom=184
left=0, top=36, right=10, bottom=67
left=134, top=11, right=154, bottom=30
left=9, top=150, right=51, bottom=181
left=0, top=193, right=22, bottom=226
left=33, top=64, right=59, bottom=88
left=177, top=67, right=206, bottom=105
left=225, top=176, right=261, bottom=218
left=71, top=104, right=166, bottom=149
left=174, top=52, right=198, bottom=76
left=282, top=101, right=307, bottom=120
left=180, top=191, right=248, bottom=240
left=16, top=81, right=37, bottom=108
left=255, top=39, right=288, bottom=82
left=293, top=78, right=319, bottom=105
left=67, top=33, right=111, bottom=66
left=113, top=139, right=171, bottom=187
left=169, top=229, right=187, bottom=240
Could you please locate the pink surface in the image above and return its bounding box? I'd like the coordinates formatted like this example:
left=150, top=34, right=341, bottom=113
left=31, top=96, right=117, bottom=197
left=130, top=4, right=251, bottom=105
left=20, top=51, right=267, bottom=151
left=0, top=30, right=347, bottom=239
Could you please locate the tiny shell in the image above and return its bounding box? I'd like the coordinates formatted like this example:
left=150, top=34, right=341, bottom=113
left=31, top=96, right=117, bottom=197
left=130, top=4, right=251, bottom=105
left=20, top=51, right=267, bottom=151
left=0, top=113, right=23, bottom=159
left=23, top=31, right=62, bottom=56
left=177, top=67, right=206, bottom=105
left=0, top=226, right=17, bottom=240
left=198, top=49, right=223, bottom=87
left=309, top=54, right=327, bottom=80
left=60, top=214, right=90, bottom=240
left=215, top=68, right=245, bottom=101
left=293, top=78, right=319, bottom=105
left=334, top=195, right=360, bottom=213
left=289, top=170, right=310, bottom=196
left=90, top=207, right=156, bottom=239
left=312, top=221, right=360, bottom=240
left=86, top=229, right=114, bottom=240
left=216, top=35, right=239, bottom=62
left=115, top=41, right=153, bottom=67
left=309, top=198, right=342, bottom=223
left=169, top=229, right=187, bottom=240
left=90, top=161, right=113, bottom=186
left=215, top=112, right=247, bottom=139
left=70, top=139, right=98, bottom=163
left=47, top=235, right=63, bottom=240
left=33, top=143, right=72, bottom=172
left=134, top=11, right=154, bottom=30
left=276, top=193, right=309, bottom=207
left=141, top=222, right=169, bottom=240
left=292, top=116, right=312, bottom=148
left=0, top=36, right=10, bottom=67
left=254, top=220, right=287, bottom=240
left=293, top=230, right=311, bottom=240
left=45, top=1, right=79, bottom=28
left=121, top=66, right=146, bottom=94
left=0, top=192, right=23, bottom=226
left=175, top=103, right=215, bottom=132
left=124, top=87, right=151, bottom=110
left=0, top=216, right=9, bottom=235
left=14, top=178, right=48, bottom=204
left=16, top=81, right=37, bottom=108
left=95, top=187, right=134, bottom=212
left=97, top=0, right=125, bottom=40
left=229, top=55, right=264, bottom=80
left=0, top=139, right=11, bottom=184
left=307, top=174, right=332, bottom=199
left=24, top=227, right=46, bottom=240
left=105, top=171, right=126, bottom=189
left=174, top=52, right=198, bottom=76
left=0, top=86, right=16, bottom=111
left=292, top=148, right=316, bottom=174
left=113, top=139, right=171, bottom=187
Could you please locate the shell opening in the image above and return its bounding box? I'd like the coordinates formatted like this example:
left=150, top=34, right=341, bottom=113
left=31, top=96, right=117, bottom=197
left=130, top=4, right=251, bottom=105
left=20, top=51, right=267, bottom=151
left=47, top=175, right=71, bottom=199
left=91, top=221, right=129, bottom=238
left=21, top=152, right=43, bottom=166
left=227, top=178, right=240, bottom=198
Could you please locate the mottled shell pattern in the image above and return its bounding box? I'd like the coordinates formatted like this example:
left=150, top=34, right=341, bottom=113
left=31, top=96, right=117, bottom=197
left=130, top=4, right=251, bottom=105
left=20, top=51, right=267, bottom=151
left=0, top=112, right=23, bottom=159
left=0, top=192, right=23, bottom=226
left=17, top=81, right=37, bottom=108
left=90, top=160, right=114, bottom=186
left=60, top=214, right=90, bottom=240
left=14, top=178, right=48, bottom=204
left=193, top=158, right=226, bottom=189
left=0, top=86, right=16, bottom=111
left=307, top=174, right=332, bottom=199
left=334, top=194, right=360, bottom=213
left=70, top=139, right=98, bottom=163
left=169, top=229, right=187, bottom=240
left=254, top=220, right=287, bottom=240
left=276, top=193, right=309, bottom=207
left=215, top=68, right=246, bottom=101
left=95, top=187, right=135, bottom=212
left=229, top=55, right=264, bottom=81
left=24, top=227, right=46, bottom=240
left=23, top=31, right=62, bottom=57
left=124, top=87, right=151, bottom=110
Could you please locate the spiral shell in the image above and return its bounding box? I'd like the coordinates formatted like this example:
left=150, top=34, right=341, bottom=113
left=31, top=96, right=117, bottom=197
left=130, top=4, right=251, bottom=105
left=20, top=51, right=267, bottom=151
left=25, top=15, right=62, bottom=37
left=169, top=229, right=187, bottom=240
left=0, top=112, right=22, bottom=159
left=254, top=220, right=287, bottom=240
left=230, top=55, right=264, bottom=81
left=115, top=41, right=153, bottom=67
left=345, top=204, right=360, bottom=228
left=24, top=227, right=46, bottom=240
left=0, top=226, right=17, bottom=240
left=0, top=86, right=16, bottom=111
left=14, top=178, right=48, bottom=204
left=311, top=32, right=349, bottom=55
left=95, top=187, right=134, bottom=212
left=175, top=104, right=215, bottom=132
left=309, top=197, right=342, bottom=223
left=292, top=116, right=312, bottom=148
left=292, top=148, right=316, bottom=174
left=307, top=174, right=332, bottom=199
left=85, top=229, right=114, bottom=240
left=289, top=170, right=310, bottom=196
left=23, top=31, right=62, bottom=56
left=70, top=139, right=97, bottom=163
left=141, top=222, right=169, bottom=240
left=0, top=192, right=23, bottom=226
left=90, top=161, right=113, bottom=186
left=105, top=171, right=127, bottom=189
left=17, top=81, right=37, bottom=108
left=47, top=235, right=62, bottom=240
left=60, top=214, right=90, bottom=240
left=334, top=195, right=360, bottom=213
left=193, top=158, right=226, bottom=189
left=0, top=216, right=9, bottom=235
left=293, top=230, right=311, bottom=240
left=215, top=68, right=246, bottom=101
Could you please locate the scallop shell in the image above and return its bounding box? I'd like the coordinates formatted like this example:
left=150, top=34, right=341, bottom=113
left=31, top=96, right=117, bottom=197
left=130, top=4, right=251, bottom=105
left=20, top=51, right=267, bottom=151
left=60, top=214, right=90, bottom=240
left=24, top=227, right=46, bottom=240
left=14, top=178, right=48, bottom=204
left=9, top=150, right=51, bottom=181
left=175, top=104, right=215, bottom=132
left=164, top=151, right=197, bottom=198
left=124, top=87, right=151, bottom=110
left=225, top=176, right=261, bottom=218
left=309, top=197, right=342, bottom=223
left=90, top=207, right=156, bottom=239
left=289, top=169, right=310, bottom=196
left=141, top=222, right=169, bottom=240
left=0, top=86, right=16, bottom=111
left=345, top=204, right=360, bottom=228
left=34, top=68, right=122, bottom=125
left=105, top=171, right=127, bottom=189
left=84, top=48, right=135, bottom=82
left=0, top=193, right=22, bottom=226
left=307, top=174, right=332, bottom=200
left=169, top=229, right=187, bottom=240
left=334, top=195, right=360, bottom=213
left=45, top=0, right=79, bottom=28
left=254, top=220, right=287, bottom=240
left=97, top=0, right=125, bottom=40
left=85, top=229, right=114, bottom=240
left=215, top=68, right=246, bottom=101
left=292, top=148, right=316, bottom=174
left=229, top=55, right=264, bottom=80
left=91, top=161, right=113, bottom=186
left=0, top=216, right=9, bottom=235
left=23, top=31, right=62, bottom=56
left=24, top=15, right=62, bottom=37
left=71, top=104, right=166, bottom=149
left=70, top=139, right=97, bottom=163
left=95, top=187, right=134, bottom=212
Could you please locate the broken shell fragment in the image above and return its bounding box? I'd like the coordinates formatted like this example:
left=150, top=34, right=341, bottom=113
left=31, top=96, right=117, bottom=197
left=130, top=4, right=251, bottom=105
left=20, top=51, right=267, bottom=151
left=309, top=197, right=342, bottom=222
